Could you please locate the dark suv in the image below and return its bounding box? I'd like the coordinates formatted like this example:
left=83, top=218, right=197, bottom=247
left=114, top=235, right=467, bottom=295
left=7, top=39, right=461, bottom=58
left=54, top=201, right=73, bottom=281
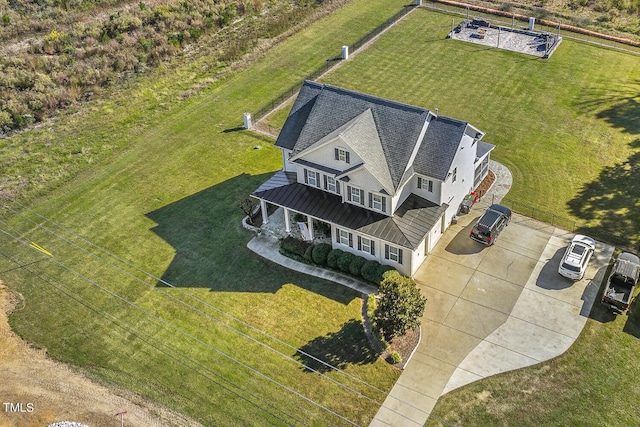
left=469, top=204, right=511, bottom=246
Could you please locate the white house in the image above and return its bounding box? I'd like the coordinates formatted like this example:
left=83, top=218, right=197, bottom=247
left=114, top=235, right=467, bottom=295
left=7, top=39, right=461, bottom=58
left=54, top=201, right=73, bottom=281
left=252, top=81, right=493, bottom=276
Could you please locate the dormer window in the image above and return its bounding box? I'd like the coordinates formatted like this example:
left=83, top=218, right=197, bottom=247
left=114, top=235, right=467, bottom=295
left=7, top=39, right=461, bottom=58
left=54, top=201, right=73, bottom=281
left=369, top=193, right=386, bottom=212
left=418, top=177, right=433, bottom=192
left=335, top=148, right=351, bottom=164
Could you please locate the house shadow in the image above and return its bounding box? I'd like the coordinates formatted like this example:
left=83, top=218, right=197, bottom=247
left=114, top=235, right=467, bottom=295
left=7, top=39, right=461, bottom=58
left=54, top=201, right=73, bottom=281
left=569, top=83, right=640, bottom=251
left=145, top=173, right=356, bottom=304
left=536, top=247, right=573, bottom=290
left=295, top=319, right=378, bottom=373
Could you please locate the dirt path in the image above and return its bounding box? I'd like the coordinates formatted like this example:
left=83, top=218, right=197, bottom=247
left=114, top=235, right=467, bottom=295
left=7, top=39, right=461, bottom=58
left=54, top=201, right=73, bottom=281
left=0, top=281, right=203, bottom=427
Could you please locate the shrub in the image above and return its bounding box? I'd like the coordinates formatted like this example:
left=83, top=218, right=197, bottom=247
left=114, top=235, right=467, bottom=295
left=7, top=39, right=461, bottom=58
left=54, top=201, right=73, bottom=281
left=303, top=245, right=314, bottom=263
left=349, top=256, right=366, bottom=278
left=389, top=351, right=402, bottom=364
left=327, top=249, right=343, bottom=269
left=337, top=251, right=355, bottom=273
left=312, top=243, right=332, bottom=266
left=378, top=264, right=396, bottom=281
left=280, top=236, right=311, bottom=257
left=361, top=260, right=382, bottom=284
left=293, top=212, right=306, bottom=222
left=374, top=271, right=427, bottom=341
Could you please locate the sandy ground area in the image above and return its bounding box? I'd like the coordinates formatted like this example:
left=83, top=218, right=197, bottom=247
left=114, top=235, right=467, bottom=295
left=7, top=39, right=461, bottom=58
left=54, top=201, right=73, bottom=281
left=0, top=281, right=203, bottom=427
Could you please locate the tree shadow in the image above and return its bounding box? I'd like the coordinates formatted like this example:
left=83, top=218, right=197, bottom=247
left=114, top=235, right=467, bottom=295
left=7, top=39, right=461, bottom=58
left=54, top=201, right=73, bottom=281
left=575, top=81, right=640, bottom=135
left=623, top=295, right=640, bottom=338
left=567, top=140, right=640, bottom=251
left=145, top=172, right=356, bottom=304
left=296, top=319, right=378, bottom=373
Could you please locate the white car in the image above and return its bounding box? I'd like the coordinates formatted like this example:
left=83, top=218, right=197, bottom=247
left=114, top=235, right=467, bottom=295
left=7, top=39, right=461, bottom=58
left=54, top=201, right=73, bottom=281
left=558, top=234, right=596, bottom=280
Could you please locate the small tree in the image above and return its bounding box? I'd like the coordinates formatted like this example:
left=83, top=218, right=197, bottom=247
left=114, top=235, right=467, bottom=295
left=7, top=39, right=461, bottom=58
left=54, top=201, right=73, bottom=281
left=374, top=271, right=427, bottom=341
left=239, top=197, right=256, bottom=224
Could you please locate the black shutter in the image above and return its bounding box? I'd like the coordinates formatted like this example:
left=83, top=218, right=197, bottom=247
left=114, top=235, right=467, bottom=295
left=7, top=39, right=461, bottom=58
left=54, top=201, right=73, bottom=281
left=348, top=233, right=353, bottom=248
left=429, top=180, right=433, bottom=192
left=398, top=249, right=403, bottom=264
left=345, top=151, right=350, bottom=164
left=315, top=172, right=320, bottom=187
left=323, top=175, right=328, bottom=190
left=304, top=169, right=308, bottom=184
left=385, top=245, right=389, bottom=260
left=368, top=193, right=373, bottom=208
left=360, top=189, right=365, bottom=205
left=347, top=186, right=352, bottom=201
left=334, top=148, right=339, bottom=160
left=371, top=241, right=375, bottom=256
left=336, top=181, right=341, bottom=195
left=382, top=197, right=386, bottom=213
left=335, top=228, right=340, bottom=243
left=418, top=177, right=422, bottom=189
left=357, top=236, right=362, bottom=251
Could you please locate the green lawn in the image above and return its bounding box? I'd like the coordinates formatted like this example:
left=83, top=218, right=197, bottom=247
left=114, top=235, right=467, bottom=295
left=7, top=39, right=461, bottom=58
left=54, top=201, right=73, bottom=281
left=3, top=3, right=640, bottom=426
left=0, top=0, right=413, bottom=425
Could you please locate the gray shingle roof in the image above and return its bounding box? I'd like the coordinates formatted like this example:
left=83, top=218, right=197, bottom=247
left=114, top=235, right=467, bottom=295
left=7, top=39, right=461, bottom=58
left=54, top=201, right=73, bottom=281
left=476, top=141, right=495, bottom=160
left=413, top=116, right=468, bottom=181
left=278, top=81, right=430, bottom=191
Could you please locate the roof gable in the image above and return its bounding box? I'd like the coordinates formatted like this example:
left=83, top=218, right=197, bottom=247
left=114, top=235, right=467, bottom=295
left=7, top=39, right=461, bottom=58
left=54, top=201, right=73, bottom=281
left=285, top=81, right=430, bottom=191
left=413, top=116, right=468, bottom=180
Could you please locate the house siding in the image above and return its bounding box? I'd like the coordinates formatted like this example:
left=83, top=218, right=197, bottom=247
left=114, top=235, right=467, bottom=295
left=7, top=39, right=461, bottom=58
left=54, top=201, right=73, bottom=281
left=441, top=133, right=476, bottom=226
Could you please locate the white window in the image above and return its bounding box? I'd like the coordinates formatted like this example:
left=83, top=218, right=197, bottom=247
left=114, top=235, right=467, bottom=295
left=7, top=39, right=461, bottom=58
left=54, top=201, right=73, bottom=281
left=372, top=194, right=383, bottom=211
left=307, top=170, right=317, bottom=187
left=349, top=186, right=363, bottom=205
left=385, top=244, right=403, bottom=264
left=419, top=177, right=433, bottom=192
left=326, top=176, right=337, bottom=193
left=358, top=236, right=375, bottom=255
left=335, top=148, right=350, bottom=163
left=337, top=228, right=352, bottom=247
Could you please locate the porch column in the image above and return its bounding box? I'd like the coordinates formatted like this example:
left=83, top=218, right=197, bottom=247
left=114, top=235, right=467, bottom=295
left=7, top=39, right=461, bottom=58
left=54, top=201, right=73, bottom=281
left=260, top=200, right=268, bottom=224
left=307, top=216, right=314, bottom=241
left=283, top=207, right=291, bottom=233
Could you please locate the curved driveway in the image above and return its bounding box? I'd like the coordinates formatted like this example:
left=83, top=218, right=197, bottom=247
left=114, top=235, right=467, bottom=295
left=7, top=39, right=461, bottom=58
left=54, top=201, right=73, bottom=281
left=371, top=206, right=614, bottom=427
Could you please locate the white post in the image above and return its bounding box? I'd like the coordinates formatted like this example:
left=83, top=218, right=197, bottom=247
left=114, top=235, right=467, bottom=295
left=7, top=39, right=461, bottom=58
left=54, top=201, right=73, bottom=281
left=497, top=27, right=500, bottom=48
left=341, top=45, right=349, bottom=60
left=243, top=112, right=252, bottom=129
left=284, top=207, right=291, bottom=233
left=512, top=13, right=515, bottom=29
left=260, top=200, right=268, bottom=225
left=416, top=0, right=422, bottom=5
left=307, top=216, right=314, bottom=241
left=529, top=17, right=535, bottom=30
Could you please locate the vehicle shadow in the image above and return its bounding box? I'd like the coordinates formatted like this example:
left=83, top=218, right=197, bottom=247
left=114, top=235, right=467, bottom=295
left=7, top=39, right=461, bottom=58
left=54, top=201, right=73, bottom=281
left=587, top=263, right=618, bottom=323
left=536, top=248, right=573, bottom=291
left=445, top=221, right=485, bottom=256
left=296, top=319, right=378, bottom=373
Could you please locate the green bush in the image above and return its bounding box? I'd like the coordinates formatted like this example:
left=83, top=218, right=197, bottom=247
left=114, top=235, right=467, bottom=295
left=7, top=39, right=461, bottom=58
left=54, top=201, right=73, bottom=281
left=374, top=271, right=427, bottom=340
left=280, top=236, right=311, bottom=257
left=337, top=251, right=355, bottom=273
left=361, top=260, right=382, bottom=284
left=327, top=248, right=343, bottom=269
left=303, top=245, right=314, bottom=263
left=378, top=264, right=396, bottom=281
left=349, top=256, right=366, bottom=278
left=312, top=243, right=332, bottom=266
left=389, top=351, right=402, bottom=364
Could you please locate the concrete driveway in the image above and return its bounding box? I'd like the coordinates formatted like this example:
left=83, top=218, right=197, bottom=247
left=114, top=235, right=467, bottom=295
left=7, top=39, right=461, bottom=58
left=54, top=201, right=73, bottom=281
left=371, top=207, right=614, bottom=427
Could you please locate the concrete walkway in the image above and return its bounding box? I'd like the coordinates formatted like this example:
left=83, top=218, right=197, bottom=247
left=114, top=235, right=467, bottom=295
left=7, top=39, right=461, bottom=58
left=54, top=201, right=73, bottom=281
left=247, top=234, right=377, bottom=296
left=370, top=165, right=614, bottom=426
